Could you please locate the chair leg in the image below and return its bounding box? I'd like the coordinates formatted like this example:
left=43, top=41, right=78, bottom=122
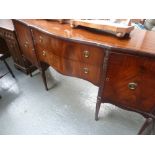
left=3, top=59, right=15, bottom=78
left=41, top=69, right=48, bottom=91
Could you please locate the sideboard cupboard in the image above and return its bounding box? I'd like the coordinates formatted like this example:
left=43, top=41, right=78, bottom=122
left=12, top=19, right=155, bottom=134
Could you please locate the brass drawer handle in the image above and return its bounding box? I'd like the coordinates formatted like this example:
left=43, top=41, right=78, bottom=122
left=128, top=82, right=138, bottom=90
left=83, top=50, right=90, bottom=58
left=24, top=41, right=29, bottom=48
left=42, top=50, right=47, bottom=56
left=39, top=36, right=43, bottom=43
left=83, top=67, right=89, bottom=74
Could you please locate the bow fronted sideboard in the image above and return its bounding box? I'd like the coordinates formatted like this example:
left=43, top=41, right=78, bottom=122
left=11, top=19, right=155, bottom=134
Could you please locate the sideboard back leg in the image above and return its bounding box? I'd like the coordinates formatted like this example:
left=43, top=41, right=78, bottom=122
left=29, top=68, right=33, bottom=77
left=41, top=68, right=48, bottom=91
left=95, top=97, right=102, bottom=121
left=151, top=119, right=155, bottom=134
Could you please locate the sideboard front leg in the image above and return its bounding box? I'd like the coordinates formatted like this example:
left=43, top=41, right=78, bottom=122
left=138, top=117, right=154, bottom=135
left=95, top=96, right=102, bottom=121
left=152, top=119, right=155, bottom=134
left=95, top=49, right=110, bottom=121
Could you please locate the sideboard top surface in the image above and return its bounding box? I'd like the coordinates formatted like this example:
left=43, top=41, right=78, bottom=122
left=17, top=19, right=155, bottom=56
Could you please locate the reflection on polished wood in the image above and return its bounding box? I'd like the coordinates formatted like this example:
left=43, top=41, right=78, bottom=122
left=22, top=19, right=155, bottom=56
left=12, top=19, right=155, bottom=134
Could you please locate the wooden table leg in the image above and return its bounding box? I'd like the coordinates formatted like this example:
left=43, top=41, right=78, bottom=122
left=95, top=97, right=102, bottom=121
left=151, top=119, right=155, bottom=135
left=138, top=117, right=154, bottom=135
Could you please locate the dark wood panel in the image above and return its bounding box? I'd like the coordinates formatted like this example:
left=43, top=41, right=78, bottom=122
left=103, top=52, right=155, bottom=113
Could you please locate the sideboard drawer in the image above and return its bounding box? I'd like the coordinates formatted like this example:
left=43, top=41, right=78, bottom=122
left=32, top=29, right=104, bottom=66
left=102, top=52, right=155, bottom=113
left=62, top=42, right=104, bottom=66
left=37, top=48, right=101, bottom=86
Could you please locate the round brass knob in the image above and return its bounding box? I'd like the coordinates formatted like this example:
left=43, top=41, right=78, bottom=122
left=42, top=50, right=46, bottom=56
left=128, top=82, right=138, bottom=90
left=83, top=67, right=89, bottom=74
left=39, top=36, right=43, bottom=43
left=24, top=41, right=29, bottom=48
left=83, top=50, right=90, bottom=58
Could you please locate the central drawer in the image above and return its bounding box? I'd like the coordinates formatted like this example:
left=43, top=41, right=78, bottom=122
left=32, top=29, right=104, bottom=66
left=37, top=48, right=101, bottom=86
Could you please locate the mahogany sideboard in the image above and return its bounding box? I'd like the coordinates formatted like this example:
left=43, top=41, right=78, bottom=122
left=12, top=19, right=155, bottom=134
left=0, top=19, right=36, bottom=74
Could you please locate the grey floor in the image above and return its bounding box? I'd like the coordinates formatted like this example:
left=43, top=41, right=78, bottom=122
left=0, top=58, right=146, bottom=134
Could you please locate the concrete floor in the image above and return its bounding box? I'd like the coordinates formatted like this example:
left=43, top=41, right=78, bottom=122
left=0, top=58, right=147, bottom=134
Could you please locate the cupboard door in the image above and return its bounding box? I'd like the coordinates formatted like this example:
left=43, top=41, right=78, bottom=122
left=103, top=52, right=155, bottom=112
left=13, top=20, right=38, bottom=67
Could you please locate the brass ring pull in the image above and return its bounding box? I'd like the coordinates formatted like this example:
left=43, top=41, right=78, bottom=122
left=42, top=50, right=46, bottom=56
left=83, top=50, right=90, bottom=58
left=128, top=82, right=138, bottom=90
left=83, top=67, right=89, bottom=74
